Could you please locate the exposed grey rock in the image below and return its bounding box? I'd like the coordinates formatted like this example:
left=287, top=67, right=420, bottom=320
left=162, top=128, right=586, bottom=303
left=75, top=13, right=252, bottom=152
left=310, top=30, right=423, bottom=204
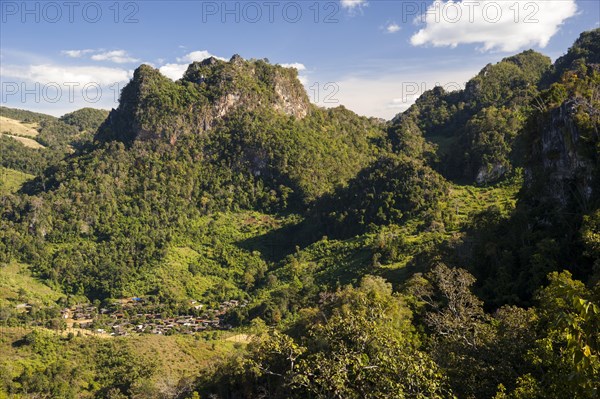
left=96, top=56, right=310, bottom=143
left=526, top=98, right=597, bottom=208
left=476, top=163, right=508, bottom=185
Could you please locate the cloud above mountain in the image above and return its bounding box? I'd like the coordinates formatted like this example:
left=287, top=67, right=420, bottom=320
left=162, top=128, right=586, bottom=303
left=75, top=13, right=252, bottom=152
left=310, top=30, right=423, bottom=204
left=1, top=63, right=130, bottom=86
left=158, top=50, right=226, bottom=80
left=91, top=50, right=140, bottom=64
left=410, top=0, right=577, bottom=52
left=62, top=49, right=139, bottom=63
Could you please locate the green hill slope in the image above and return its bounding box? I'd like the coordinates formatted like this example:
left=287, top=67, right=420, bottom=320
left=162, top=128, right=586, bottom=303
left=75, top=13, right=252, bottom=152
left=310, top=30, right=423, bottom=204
left=0, top=28, right=598, bottom=399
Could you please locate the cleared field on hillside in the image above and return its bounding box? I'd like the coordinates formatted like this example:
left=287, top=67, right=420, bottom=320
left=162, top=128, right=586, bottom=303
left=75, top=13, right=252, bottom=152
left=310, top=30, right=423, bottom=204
left=0, top=167, right=34, bottom=194
left=446, top=173, right=523, bottom=230
left=0, top=326, right=241, bottom=397
left=0, top=116, right=39, bottom=137
left=0, top=262, right=64, bottom=307
left=1, top=133, right=45, bottom=149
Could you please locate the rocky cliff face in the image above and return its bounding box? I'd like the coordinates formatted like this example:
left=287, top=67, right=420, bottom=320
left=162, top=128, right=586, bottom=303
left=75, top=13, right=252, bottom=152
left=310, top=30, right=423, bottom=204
left=96, top=55, right=310, bottom=143
left=475, top=163, right=508, bottom=185
left=524, top=30, right=599, bottom=212
left=526, top=96, right=598, bottom=210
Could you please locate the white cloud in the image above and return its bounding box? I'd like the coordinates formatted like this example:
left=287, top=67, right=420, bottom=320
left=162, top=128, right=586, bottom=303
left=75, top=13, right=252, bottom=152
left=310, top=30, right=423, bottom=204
left=158, top=63, right=189, bottom=81
left=1, top=63, right=132, bottom=114
left=386, top=23, right=401, bottom=33
left=280, top=63, right=306, bottom=71
left=340, top=0, right=368, bottom=10
left=309, top=66, right=479, bottom=119
left=61, top=49, right=94, bottom=58
left=176, top=50, right=226, bottom=63
left=61, top=49, right=139, bottom=63
left=158, top=50, right=227, bottom=80
left=1, top=63, right=131, bottom=85
left=410, top=0, right=577, bottom=52
left=91, top=50, right=140, bottom=64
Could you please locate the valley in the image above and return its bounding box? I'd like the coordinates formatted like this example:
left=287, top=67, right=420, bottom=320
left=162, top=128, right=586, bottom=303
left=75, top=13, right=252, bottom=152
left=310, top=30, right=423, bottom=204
left=0, top=28, right=598, bottom=399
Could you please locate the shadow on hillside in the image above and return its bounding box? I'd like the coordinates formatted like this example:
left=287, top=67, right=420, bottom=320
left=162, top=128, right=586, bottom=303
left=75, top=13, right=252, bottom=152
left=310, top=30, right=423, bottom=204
left=235, top=219, right=321, bottom=263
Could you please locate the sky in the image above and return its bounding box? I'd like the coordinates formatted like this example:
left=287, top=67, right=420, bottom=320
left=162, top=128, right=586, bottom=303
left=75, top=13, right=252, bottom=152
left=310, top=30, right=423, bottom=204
left=1, top=0, right=599, bottom=119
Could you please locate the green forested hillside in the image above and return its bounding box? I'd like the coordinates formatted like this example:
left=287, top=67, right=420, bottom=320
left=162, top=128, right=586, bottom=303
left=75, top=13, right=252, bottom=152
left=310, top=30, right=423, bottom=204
left=0, top=167, right=33, bottom=195
left=0, top=30, right=598, bottom=399
left=60, top=108, right=110, bottom=133
left=391, top=49, right=551, bottom=183
left=0, top=107, right=109, bottom=177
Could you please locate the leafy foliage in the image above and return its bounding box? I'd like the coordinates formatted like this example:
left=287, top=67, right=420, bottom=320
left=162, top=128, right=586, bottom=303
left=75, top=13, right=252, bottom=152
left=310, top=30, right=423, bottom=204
left=390, top=49, right=551, bottom=183
left=314, top=155, right=448, bottom=237
left=201, top=276, right=450, bottom=398
left=59, top=108, right=109, bottom=133
left=0, top=29, right=599, bottom=399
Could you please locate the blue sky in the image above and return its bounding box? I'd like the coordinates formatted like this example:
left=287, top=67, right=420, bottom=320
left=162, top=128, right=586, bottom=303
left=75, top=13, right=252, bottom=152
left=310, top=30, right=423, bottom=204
left=1, top=0, right=599, bottom=119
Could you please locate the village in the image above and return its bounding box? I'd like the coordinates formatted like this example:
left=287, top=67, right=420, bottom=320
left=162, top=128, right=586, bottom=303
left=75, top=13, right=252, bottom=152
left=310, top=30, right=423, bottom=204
left=59, top=297, right=247, bottom=336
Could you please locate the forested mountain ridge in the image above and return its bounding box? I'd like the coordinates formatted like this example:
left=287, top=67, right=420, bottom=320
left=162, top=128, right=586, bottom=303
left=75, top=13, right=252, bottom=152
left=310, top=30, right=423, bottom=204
left=96, top=56, right=311, bottom=143
left=1, top=56, right=386, bottom=300
left=462, top=31, right=600, bottom=306
left=389, top=49, right=552, bottom=184
left=0, top=29, right=598, bottom=399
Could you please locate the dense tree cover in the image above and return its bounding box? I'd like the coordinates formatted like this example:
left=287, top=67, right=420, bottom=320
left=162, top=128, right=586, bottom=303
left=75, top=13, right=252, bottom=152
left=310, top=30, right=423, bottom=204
left=1, top=268, right=596, bottom=398
left=0, top=107, right=108, bottom=176
left=3, top=138, right=254, bottom=298
left=0, top=59, right=385, bottom=299
left=208, top=105, right=384, bottom=205
left=59, top=108, right=109, bottom=133
left=461, top=106, right=524, bottom=183
left=313, top=155, right=448, bottom=237
left=545, top=29, right=600, bottom=85
left=0, top=29, right=598, bottom=399
left=390, top=50, right=551, bottom=183
left=34, top=119, right=80, bottom=148
left=0, top=136, right=62, bottom=175
left=463, top=34, right=600, bottom=306
left=0, top=98, right=384, bottom=299
left=416, top=266, right=600, bottom=399
left=198, top=276, right=451, bottom=399
left=195, top=267, right=599, bottom=399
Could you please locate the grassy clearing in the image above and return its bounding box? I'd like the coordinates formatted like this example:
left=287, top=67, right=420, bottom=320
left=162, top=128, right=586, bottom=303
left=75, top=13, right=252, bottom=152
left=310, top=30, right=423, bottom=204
left=446, top=174, right=522, bottom=231
left=153, top=211, right=301, bottom=302
left=157, top=245, right=220, bottom=301
left=1, top=133, right=45, bottom=149
left=225, top=333, right=253, bottom=343
left=126, top=333, right=240, bottom=385
left=0, top=116, right=39, bottom=137
left=0, top=262, right=64, bottom=307
left=0, top=167, right=33, bottom=195
left=0, top=326, right=241, bottom=397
